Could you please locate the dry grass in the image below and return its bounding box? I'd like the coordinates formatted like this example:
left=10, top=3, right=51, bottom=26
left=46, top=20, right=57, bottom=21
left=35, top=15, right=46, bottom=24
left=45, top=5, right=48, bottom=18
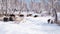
left=54, top=20, right=60, bottom=25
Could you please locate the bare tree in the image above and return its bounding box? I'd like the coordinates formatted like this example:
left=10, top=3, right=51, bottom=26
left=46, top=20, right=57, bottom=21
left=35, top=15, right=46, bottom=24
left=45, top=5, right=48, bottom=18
left=51, top=0, right=58, bottom=23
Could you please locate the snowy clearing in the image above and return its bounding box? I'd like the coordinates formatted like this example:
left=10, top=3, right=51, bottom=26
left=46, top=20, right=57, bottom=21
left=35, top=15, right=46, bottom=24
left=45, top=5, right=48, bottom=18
left=0, top=17, right=60, bottom=34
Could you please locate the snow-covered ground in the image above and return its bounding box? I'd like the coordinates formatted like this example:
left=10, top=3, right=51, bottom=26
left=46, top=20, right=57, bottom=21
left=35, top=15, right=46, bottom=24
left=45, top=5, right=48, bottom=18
left=0, top=17, right=60, bottom=34
left=57, top=12, right=60, bottom=20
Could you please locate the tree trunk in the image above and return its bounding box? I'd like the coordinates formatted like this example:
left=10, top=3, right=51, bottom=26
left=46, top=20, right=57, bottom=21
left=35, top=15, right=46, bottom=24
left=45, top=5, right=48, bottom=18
left=55, top=10, right=57, bottom=23
left=52, top=8, right=57, bottom=23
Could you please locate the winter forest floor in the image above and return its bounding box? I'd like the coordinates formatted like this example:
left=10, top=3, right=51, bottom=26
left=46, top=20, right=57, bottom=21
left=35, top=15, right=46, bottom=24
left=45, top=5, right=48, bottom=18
left=0, top=17, right=60, bottom=34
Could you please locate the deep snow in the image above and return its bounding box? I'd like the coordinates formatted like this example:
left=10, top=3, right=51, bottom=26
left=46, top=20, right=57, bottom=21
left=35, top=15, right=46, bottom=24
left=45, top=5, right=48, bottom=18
left=0, top=17, right=60, bottom=34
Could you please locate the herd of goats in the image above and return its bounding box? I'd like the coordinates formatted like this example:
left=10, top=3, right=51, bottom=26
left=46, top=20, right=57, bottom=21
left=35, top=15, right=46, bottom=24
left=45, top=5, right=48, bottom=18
left=0, top=13, right=54, bottom=24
